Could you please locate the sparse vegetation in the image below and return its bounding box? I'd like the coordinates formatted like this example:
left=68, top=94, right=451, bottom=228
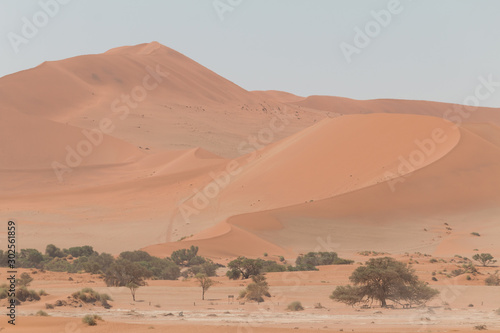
left=72, top=288, right=112, bottom=307
left=287, top=301, right=304, bottom=311
left=485, top=271, right=500, bottom=286
left=330, top=257, right=439, bottom=308
left=294, top=252, right=354, bottom=270
left=358, top=251, right=389, bottom=256
left=239, top=275, right=270, bottom=302
left=473, top=324, right=487, bottom=330
left=82, top=314, right=103, bottom=326
left=473, top=253, right=496, bottom=267
left=471, top=232, right=481, bottom=237
left=196, top=273, right=215, bottom=300
left=127, top=282, right=140, bottom=301
left=36, top=310, right=49, bottom=316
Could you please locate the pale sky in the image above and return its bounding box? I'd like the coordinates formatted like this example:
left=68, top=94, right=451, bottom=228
left=1, top=0, right=500, bottom=107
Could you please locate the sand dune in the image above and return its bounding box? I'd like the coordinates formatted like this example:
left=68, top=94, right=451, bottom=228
left=1, top=42, right=499, bottom=263
left=291, top=95, right=500, bottom=125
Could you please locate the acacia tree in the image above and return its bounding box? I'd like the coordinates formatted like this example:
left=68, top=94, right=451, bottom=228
left=226, top=257, right=263, bottom=280
left=473, top=253, right=496, bottom=267
left=103, top=259, right=152, bottom=287
left=196, top=273, right=215, bottom=300
left=330, top=257, right=438, bottom=308
left=127, top=282, right=139, bottom=301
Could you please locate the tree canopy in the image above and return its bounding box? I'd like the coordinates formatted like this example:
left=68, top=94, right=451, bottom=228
left=330, top=257, right=438, bottom=308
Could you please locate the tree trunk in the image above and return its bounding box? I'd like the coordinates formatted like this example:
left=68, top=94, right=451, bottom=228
left=202, top=289, right=205, bottom=300
left=381, top=299, right=387, bottom=307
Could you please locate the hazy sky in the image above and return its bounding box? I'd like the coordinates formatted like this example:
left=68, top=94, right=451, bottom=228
left=1, top=0, right=500, bottom=106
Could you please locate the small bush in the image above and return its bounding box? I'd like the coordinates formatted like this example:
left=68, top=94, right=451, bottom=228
left=39, top=290, right=48, bottom=296
left=72, top=288, right=113, bottom=307
left=314, top=302, right=324, bottom=309
left=429, top=258, right=438, bottom=263
left=287, top=301, right=304, bottom=311
left=82, top=314, right=103, bottom=326
left=45, top=303, right=54, bottom=309
left=36, top=310, right=49, bottom=316
left=473, top=324, right=487, bottom=330
left=263, top=253, right=268, bottom=257
left=471, top=232, right=480, bottom=237
left=432, top=277, right=438, bottom=281
left=485, top=272, right=500, bottom=286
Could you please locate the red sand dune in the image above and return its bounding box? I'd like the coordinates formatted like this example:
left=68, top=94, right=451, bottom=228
left=0, top=42, right=499, bottom=262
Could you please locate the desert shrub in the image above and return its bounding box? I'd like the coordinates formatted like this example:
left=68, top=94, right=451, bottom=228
left=72, top=288, right=113, bottom=305
left=287, top=301, right=304, bottom=311
left=181, top=260, right=218, bottom=278
left=15, top=287, right=40, bottom=303
left=261, top=260, right=287, bottom=273
left=17, top=272, right=33, bottom=287
left=471, top=232, right=480, bottom=237
left=473, top=324, right=487, bottom=330
left=43, top=258, right=72, bottom=272
left=485, top=272, right=500, bottom=286
left=66, top=246, right=96, bottom=258
left=15, top=249, right=45, bottom=268
left=82, top=314, right=103, bottom=326
left=39, top=290, right=48, bottom=296
left=429, top=258, right=438, bottom=263
left=45, top=244, right=65, bottom=258
left=36, top=310, right=49, bottom=316
left=240, top=275, right=270, bottom=302
left=170, top=246, right=200, bottom=266
left=295, top=252, right=353, bottom=270
left=45, top=303, right=55, bottom=309
left=279, top=256, right=285, bottom=262
left=432, top=277, right=438, bottom=281
left=139, top=257, right=181, bottom=280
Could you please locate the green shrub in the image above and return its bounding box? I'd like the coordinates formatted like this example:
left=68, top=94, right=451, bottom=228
left=240, top=275, right=270, bottom=302
left=36, top=310, right=49, bottom=316
left=287, top=301, right=304, bottom=311
left=72, top=288, right=113, bottom=306
left=295, top=252, right=353, bottom=270
left=82, top=314, right=103, bottom=326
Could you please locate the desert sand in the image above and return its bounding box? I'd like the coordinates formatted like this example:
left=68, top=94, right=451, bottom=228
left=0, top=42, right=499, bottom=332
